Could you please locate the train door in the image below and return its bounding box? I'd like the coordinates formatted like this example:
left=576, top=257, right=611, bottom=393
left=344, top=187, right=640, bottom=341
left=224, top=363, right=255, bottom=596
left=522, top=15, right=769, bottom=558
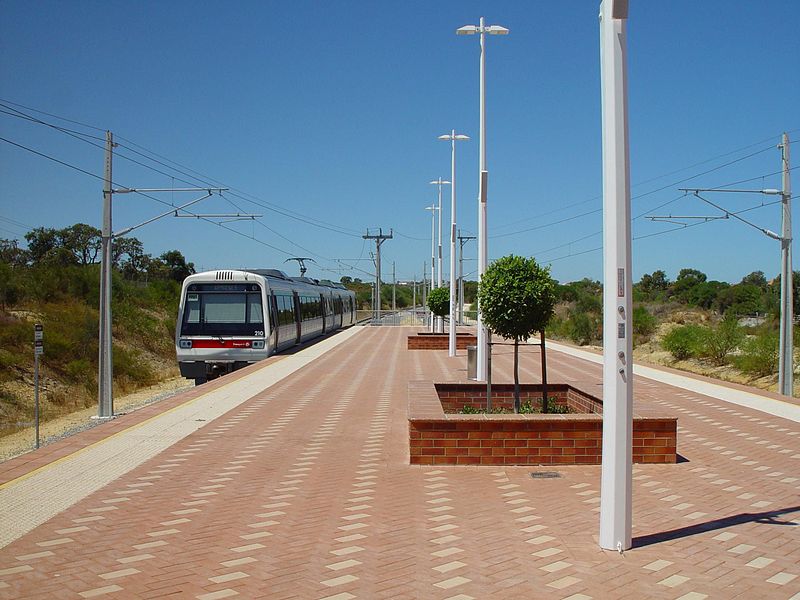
left=293, top=291, right=301, bottom=343
left=269, top=293, right=279, bottom=350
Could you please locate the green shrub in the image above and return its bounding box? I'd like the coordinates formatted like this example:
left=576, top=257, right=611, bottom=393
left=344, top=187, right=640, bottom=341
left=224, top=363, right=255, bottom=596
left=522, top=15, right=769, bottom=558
left=662, top=324, right=705, bottom=360
left=633, top=306, right=657, bottom=337
left=735, top=330, right=779, bottom=377
left=65, top=359, right=96, bottom=393
left=113, top=347, right=157, bottom=388
left=568, top=311, right=598, bottom=346
left=427, top=287, right=450, bottom=318
left=702, top=316, right=744, bottom=365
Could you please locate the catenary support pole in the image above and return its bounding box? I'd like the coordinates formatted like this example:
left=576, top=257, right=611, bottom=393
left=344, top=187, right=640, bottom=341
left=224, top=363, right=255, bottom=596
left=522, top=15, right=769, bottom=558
left=98, top=131, right=114, bottom=418
left=598, top=0, right=633, bottom=552
left=450, top=134, right=457, bottom=354
left=422, top=261, right=427, bottom=323
left=426, top=203, right=437, bottom=331
left=779, top=133, right=793, bottom=397
left=458, top=231, right=476, bottom=324
left=363, top=229, right=392, bottom=324
left=413, top=275, right=417, bottom=322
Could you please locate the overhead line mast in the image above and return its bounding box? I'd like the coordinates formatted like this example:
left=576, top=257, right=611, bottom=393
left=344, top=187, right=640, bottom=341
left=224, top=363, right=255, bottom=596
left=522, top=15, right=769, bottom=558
left=362, top=228, right=393, bottom=322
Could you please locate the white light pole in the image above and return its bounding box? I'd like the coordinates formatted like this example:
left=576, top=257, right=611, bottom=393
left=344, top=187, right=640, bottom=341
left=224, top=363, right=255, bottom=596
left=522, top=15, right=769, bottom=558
left=429, top=178, right=451, bottom=332
left=779, top=133, right=793, bottom=397
left=425, top=202, right=439, bottom=332
left=598, top=0, right=632, bottom=552
left=457, top=17, right=508, bottom=379
left=437, top=134, right=469, bottom=356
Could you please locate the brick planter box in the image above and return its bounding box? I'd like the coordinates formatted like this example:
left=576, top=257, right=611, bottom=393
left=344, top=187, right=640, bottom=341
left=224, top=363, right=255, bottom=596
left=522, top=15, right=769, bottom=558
left=407, top=332, right=478, bottom=350
left=436, top=382, right=602, bottom=414
left=408, top=381, right=677, bottom=466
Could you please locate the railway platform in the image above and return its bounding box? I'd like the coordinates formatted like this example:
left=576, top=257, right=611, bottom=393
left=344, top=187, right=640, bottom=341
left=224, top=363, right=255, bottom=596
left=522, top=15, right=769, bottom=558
left=0, top=326, right=798, bottom=599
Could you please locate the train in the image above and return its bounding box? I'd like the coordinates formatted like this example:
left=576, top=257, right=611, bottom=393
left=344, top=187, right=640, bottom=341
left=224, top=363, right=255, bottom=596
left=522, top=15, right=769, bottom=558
left=175, top=268, right=357, bottom=384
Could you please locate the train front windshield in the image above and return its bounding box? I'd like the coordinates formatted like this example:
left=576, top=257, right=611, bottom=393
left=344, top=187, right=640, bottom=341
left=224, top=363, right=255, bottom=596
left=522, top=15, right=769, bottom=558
left=181, top=283, right=264, bottom=337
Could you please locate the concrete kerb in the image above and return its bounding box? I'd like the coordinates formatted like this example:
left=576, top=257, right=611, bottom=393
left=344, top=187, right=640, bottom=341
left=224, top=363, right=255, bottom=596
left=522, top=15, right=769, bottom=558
left=0, top=326, right=365, bottom=549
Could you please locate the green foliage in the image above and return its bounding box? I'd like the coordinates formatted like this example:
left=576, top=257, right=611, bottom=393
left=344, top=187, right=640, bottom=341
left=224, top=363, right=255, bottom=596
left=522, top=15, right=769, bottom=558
left=459, top=405, right=482, bottom=414
left=113, top=347, right=157, bottom=388
left=702, top=317, right=744, bottom=365
left=478, top=255, right=556, bottom=342
left=637, top=270, right=670, bottom=300
left=735, top=329, right=779, bottom=377
left=567, top=311, right=600, bottom=346
left=632, top=306, right=657, bottom=337
left=662, top=324, right=705, bottom=360
left=427, top=286, right=450, bottom=318
left=519, top=399, right=569, bottom=414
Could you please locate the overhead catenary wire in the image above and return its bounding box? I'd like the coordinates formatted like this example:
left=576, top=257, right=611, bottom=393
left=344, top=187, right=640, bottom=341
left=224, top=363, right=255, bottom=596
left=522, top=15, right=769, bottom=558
left=0, top=135, right=301, bottom=257
left=491, top=144, right=780, bottom=240
left=0, top=106, right=361, bottom=268
left=0, top=100, right=363, bottom=248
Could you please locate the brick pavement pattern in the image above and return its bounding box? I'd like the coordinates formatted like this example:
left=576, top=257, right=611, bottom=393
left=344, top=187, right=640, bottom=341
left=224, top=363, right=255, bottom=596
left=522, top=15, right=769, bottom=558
left=0, top=326, right=798, bottom=599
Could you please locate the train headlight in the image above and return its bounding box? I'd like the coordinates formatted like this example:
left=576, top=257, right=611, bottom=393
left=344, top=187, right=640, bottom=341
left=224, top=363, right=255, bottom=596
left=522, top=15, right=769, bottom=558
left=252, top=340, right=265, bottom=350
left=179, top=340, right=192, bottom=349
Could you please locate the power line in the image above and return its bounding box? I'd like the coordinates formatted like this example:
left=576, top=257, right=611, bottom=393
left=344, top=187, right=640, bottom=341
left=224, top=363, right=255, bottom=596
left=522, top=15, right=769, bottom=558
left=0, top=134, right=303, bottom=257
left=0, top=136, right=107, bottom=183
left=1, top=112, right=360, bottom=268
left=543, top=199, right=784, bottom=264
left=0, top=215, right=35, bottom=230
left=1, top=101, right=363, bottom=241
left=0, top=97, right=106, bottom=132
left=492, top=142, right=779, bottom=238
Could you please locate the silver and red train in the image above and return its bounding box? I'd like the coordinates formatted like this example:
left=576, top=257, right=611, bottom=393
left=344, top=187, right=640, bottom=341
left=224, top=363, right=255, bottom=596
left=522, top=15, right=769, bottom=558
left=175, top=268, right=356, bottom=384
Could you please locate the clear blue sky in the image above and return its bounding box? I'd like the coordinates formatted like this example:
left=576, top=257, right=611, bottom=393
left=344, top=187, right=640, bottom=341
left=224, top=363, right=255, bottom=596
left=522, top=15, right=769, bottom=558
left=1, top=1, right=798, bottom=286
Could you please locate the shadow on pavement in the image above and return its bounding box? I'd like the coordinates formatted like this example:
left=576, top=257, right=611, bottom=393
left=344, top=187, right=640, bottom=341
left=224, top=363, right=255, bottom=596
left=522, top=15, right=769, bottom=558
left=633, top=505, right=800, bottom=548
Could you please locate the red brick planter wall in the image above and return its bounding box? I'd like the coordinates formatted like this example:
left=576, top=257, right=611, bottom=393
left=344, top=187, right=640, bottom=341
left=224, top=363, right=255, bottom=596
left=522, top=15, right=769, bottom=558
left=408, top=381, right=677, bottom=466
left=408, top=333, right=478, bottom=350
left=435, top=383, right=601, bottom=414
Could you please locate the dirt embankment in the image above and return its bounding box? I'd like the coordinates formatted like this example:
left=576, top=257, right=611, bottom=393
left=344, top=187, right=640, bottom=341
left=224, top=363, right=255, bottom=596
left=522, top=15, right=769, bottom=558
left=0, top=376, right=192, bottom=462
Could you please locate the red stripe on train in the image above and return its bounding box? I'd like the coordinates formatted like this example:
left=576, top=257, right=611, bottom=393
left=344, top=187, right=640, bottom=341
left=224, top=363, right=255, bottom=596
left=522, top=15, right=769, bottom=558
left=189, top=340, right=253, bottom=348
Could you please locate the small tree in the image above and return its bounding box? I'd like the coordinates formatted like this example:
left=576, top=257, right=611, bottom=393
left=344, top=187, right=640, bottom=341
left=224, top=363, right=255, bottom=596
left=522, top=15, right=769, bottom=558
left=427, top=287, right=449, bottom=332
left=478, top=255, right=556, bottom=413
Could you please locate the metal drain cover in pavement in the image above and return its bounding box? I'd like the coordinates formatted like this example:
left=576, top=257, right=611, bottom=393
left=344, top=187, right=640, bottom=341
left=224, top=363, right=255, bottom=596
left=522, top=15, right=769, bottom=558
left=530, top=471, right=561, bottom=479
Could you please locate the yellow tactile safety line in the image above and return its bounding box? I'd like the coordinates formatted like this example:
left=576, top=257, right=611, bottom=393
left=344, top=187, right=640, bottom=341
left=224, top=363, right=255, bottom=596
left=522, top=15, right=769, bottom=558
left=0, top=366, right=245, bottom=491
left=0, top=327, right=365, bottom=491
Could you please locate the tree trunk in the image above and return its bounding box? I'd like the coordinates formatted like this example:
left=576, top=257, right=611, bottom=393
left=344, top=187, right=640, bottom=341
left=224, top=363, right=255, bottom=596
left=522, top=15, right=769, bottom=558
left=514, top=339, right=520, bottom=413
left=540, top=330, right=549, bottom=414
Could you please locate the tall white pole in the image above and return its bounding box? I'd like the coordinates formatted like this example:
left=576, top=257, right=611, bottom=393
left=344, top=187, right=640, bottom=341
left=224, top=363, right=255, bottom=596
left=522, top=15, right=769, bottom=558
left=413, top=274, right=417, bottom=320
left=449, top=131, right=458, bottom=356
left=98, top=131, right=114, bottom=418
left=422, top=261, right=427, bottom=324
left=428, top=204, right=436, bottom=331
left=476, top=17, right=490, bottom=381
left=778, top=133, right=793, bottom=397
left=459, top=229, right=464, bottom=325
left=598, top=0, right=633, bottom=552
left=437, top=179, right=444, bottom=332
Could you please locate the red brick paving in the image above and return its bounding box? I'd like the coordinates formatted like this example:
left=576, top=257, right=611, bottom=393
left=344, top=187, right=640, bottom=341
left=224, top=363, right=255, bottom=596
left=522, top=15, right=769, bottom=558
left=0, top=327, right=798, bottom=599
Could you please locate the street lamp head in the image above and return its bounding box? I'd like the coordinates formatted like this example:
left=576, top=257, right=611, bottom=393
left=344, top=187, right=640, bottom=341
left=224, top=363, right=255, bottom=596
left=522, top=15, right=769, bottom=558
left=456, top=25, right=478, bottom=35
left=486, top=25, right=509, bottom=35
left=454, top=134, right=470, bottom=141
left=429, top=179, right=451, bottom=185
left=438, top=134, right=451, bottom=141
